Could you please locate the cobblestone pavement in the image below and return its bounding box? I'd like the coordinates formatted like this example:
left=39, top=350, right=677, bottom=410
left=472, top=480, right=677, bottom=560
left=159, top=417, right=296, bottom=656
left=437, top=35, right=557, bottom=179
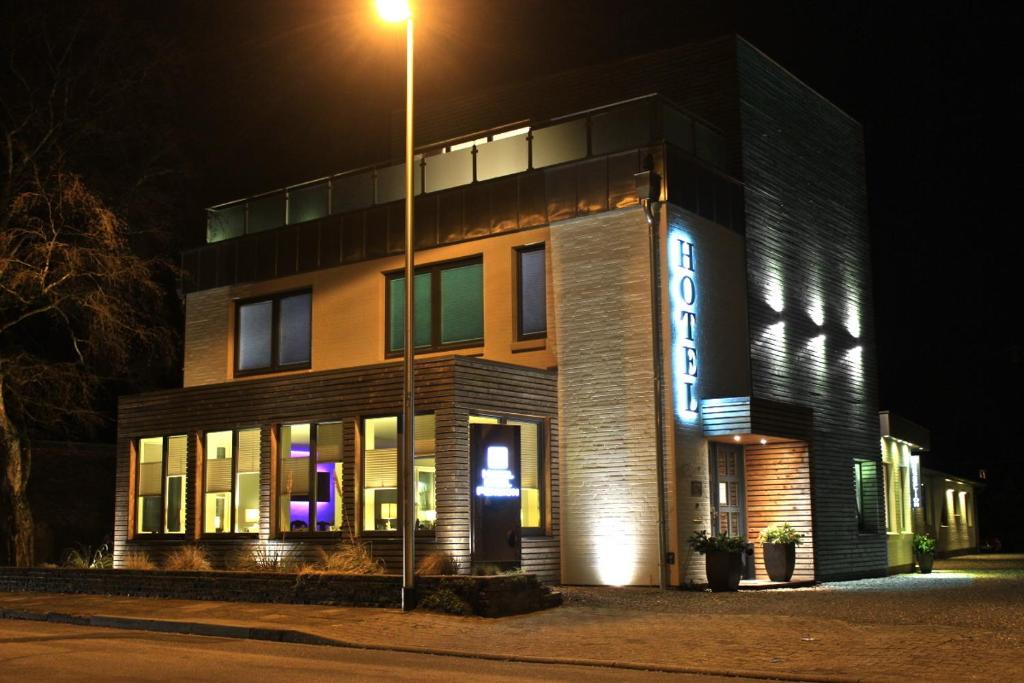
left=1, top=554, right=1020, bottom=682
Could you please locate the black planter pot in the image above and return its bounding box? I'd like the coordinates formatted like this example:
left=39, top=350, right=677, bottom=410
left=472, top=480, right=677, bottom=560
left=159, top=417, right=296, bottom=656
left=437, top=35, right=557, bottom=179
left=762, top=543, right=797, bottom=582
left=705, top=550, right=743, bottom=592
left=917, top=552, right=934, bottom=574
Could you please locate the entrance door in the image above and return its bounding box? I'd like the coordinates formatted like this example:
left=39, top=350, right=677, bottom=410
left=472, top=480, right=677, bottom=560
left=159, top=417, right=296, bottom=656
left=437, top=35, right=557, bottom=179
left=470, top=424, right=522, bottom=569
left=709, top=442, right=753, bottom=577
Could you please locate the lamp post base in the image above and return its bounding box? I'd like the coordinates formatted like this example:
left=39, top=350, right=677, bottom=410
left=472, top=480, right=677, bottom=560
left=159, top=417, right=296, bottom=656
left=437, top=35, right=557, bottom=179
left=401, top=586, right=418, bottom=611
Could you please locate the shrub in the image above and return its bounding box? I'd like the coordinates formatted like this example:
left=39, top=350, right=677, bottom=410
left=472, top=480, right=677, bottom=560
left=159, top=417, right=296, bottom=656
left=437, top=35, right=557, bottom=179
left=416, top=551, right=460, bottom=576
left=758, top=523, right=804, bottom=545
left=163, top=545, right=212, bottom=572
left=418, top=588, right=473, bottom=616
left=61, top=544, right=112, bottom=569
left=687, top=530, right=748, bottom=554
left=313, top=543, right=385, bottom=575
left=122, top=551, right=156, bottom=570
left=913, top=533, right=937, bottom=555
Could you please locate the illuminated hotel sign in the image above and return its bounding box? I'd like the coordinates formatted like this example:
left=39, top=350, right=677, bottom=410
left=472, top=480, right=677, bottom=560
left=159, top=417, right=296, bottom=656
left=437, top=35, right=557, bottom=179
left=475, top=446, right=520, bottom=498
left=670, top=230, right=699, bottom=421
left=910, top=454, right=922, bottom=508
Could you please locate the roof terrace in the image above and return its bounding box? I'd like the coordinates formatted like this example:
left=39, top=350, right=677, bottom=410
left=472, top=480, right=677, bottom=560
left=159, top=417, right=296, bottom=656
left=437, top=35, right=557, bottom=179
left=184, top=94, right=742, bottom=293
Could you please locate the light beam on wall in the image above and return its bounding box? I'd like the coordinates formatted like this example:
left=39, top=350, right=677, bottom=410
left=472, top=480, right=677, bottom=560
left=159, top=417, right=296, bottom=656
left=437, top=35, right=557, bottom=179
left=594, top=516, right=637, bottom=586
left=765, top=273, right=785, bottom=313
left=807, top=293, right=824, bottom=327
left=846, top=345, right=863, bottom=386
left=845, top=300, right=861, bottom=339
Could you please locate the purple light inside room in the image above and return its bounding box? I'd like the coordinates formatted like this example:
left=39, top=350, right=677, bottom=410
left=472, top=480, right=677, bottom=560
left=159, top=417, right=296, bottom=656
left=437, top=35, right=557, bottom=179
left=286, top=447, right=335, bottom=530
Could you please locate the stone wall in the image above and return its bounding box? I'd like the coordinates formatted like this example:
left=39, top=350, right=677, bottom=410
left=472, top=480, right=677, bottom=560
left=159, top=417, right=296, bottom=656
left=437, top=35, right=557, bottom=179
left=0, top=568, right=556, bottom=618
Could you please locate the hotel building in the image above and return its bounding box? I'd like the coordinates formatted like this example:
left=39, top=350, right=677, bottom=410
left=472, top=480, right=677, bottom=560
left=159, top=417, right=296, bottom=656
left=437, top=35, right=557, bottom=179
left=115, top=36, right=888, bottom=585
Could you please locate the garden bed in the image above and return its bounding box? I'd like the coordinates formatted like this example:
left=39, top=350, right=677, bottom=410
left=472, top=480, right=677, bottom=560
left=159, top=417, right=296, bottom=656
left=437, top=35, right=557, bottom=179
left=0, top=567, right=559, bottom=617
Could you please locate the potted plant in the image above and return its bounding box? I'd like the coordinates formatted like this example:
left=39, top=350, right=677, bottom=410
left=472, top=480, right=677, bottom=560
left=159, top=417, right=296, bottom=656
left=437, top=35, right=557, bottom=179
left=688, top=530, right=749, bottom=592
left=913, top=533, right=937, bottom=574
left=758, top=523, right=804, bottom=582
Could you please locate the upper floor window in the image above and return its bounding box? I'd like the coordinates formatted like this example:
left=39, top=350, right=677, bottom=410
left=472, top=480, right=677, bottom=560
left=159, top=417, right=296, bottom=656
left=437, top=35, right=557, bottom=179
left=236, top=290, right=311, bottom=375
left=515, top=244, right=546, bottom=340
left=386, top=258, right=482, bottom=355
left=203, top=428, right=261, bottom=535
left=135, top=435, right=187, bottom=535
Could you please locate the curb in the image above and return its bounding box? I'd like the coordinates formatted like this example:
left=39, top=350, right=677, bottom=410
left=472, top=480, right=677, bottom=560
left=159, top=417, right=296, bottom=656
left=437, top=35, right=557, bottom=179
left=0, top=607, right=863, bottom=683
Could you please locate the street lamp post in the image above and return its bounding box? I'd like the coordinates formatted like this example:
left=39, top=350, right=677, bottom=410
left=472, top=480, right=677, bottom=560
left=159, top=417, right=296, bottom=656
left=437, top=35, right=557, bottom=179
left=376, top=0, right=416, bottom=611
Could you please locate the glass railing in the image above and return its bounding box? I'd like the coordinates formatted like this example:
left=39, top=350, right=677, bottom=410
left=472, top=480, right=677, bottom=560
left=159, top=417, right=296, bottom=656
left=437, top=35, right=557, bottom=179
left=206, top=94, right=728, bottom=243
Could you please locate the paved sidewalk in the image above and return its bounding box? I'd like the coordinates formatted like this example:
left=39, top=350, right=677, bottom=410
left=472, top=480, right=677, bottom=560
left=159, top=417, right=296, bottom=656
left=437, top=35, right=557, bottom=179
left=2, top=555, right=1021, bottom=682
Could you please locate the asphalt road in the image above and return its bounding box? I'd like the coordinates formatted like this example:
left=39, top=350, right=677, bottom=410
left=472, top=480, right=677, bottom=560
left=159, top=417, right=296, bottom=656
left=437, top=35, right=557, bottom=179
left=0, top=620, right=747, bottom=682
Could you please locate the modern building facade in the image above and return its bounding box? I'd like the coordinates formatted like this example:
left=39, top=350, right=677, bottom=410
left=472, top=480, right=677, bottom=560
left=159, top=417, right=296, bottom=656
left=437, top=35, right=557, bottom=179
left=115, top=36, right=888, bottom=585
left=879, top=411, right=981, bottom=570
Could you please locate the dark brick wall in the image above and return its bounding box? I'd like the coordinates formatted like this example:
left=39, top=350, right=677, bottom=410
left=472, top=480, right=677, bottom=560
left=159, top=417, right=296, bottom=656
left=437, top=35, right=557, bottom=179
left=735, top=41, right=886, bottom=580
left=0, top=568, right=554, bottom=617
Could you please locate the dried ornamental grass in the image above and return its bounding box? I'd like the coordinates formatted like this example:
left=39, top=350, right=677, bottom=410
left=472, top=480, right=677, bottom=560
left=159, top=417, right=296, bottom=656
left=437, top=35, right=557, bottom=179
left=121, top=551, right=156, bottom=570
left=163, top=545, right=212, bottom=572
left=313, top=543, right=386, bottom=575
left=228, top=544, right=299, bottom=572
left=416, top=551, right=460, bottom=576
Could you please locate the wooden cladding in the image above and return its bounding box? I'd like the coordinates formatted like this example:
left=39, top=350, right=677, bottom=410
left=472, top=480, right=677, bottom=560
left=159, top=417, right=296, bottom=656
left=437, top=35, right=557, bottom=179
left=115, top=356, right=560, bottom=581
left=744, top=441, right=815, bottom=581
left=701, top=396, right=813, bottom=441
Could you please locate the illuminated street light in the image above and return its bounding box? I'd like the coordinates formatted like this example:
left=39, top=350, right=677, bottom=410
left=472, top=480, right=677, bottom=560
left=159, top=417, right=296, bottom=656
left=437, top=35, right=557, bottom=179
left=376, top=0, right=416, bottom=612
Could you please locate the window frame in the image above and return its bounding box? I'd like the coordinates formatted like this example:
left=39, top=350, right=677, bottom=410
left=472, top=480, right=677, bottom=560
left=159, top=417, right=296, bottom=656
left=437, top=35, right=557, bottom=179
left=276, top=421, right=347, bottom=538
left=384, top=256, right=483, bottom=357
left=359, top=413, right=437, bottom=538
left=200, top=427, right=262, bottom=538
left=234, top=288, right=312, bottom=377
left=469, top=413, right=548, bottom=536
left=514, top=243, right=547, bottom=341
left=133, top=434, right=188, bottom=538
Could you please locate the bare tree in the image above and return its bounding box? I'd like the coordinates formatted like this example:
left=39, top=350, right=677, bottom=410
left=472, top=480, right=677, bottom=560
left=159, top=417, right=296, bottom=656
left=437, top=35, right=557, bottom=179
left=0, top=3, right=179, bottom=566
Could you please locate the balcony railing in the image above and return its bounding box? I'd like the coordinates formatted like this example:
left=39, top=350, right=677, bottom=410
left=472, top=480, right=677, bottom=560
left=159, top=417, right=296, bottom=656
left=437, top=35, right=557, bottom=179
left=205, top=94, right=729, bottom=244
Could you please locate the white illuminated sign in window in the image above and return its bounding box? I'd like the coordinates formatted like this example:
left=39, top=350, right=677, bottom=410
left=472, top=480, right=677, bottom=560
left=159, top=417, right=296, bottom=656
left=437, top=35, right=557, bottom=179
left=669, top=230, right=699, bottom=422
left=476, top=446, right=520, bottom=498
left=910, top=454, right=922, bottom=509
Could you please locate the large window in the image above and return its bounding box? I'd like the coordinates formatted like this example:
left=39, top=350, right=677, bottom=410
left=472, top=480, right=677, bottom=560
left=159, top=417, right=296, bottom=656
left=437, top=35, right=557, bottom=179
left=135, top=435, right=187, bottom=535
left=203, top=428, right=261, bottom=534
left=277, top=422, right=344, bottom=533
left=386, top=258, right=483, bottom=354
left=854, top=459, right=879, bottom=534
left=362, top=415, right=435, bottom=532
left=470, top=415, right=544, bottom=530
left=515, top=244, right=546, bottom=340
left=236, top=290, right=311, bottom=375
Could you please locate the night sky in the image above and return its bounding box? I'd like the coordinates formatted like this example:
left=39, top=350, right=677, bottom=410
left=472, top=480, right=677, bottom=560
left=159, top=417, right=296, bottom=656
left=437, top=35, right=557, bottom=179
left=26, top=2, right=1024, bottom=526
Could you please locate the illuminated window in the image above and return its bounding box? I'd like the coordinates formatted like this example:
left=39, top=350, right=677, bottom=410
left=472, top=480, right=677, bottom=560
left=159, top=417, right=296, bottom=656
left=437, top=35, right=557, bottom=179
left=516, top=244, right=546, bottom=340
left=277, top=422, right=344, bottom=533
left=135, top=435, right=188, bottom=535
left=964, top=492, right=972, bottom=527
left=362, top=415, right=435, bottom=532
left=942, top=488, right=954, bottom=527
left=236, top=290, right=311, bottom=375
left=203, top=428, right=261, bottom=534
left=883, top=462, right=894, bottom=533
left=386, top=258, right=482, bottom=354
left=470, top=415, right=545, bottom=530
